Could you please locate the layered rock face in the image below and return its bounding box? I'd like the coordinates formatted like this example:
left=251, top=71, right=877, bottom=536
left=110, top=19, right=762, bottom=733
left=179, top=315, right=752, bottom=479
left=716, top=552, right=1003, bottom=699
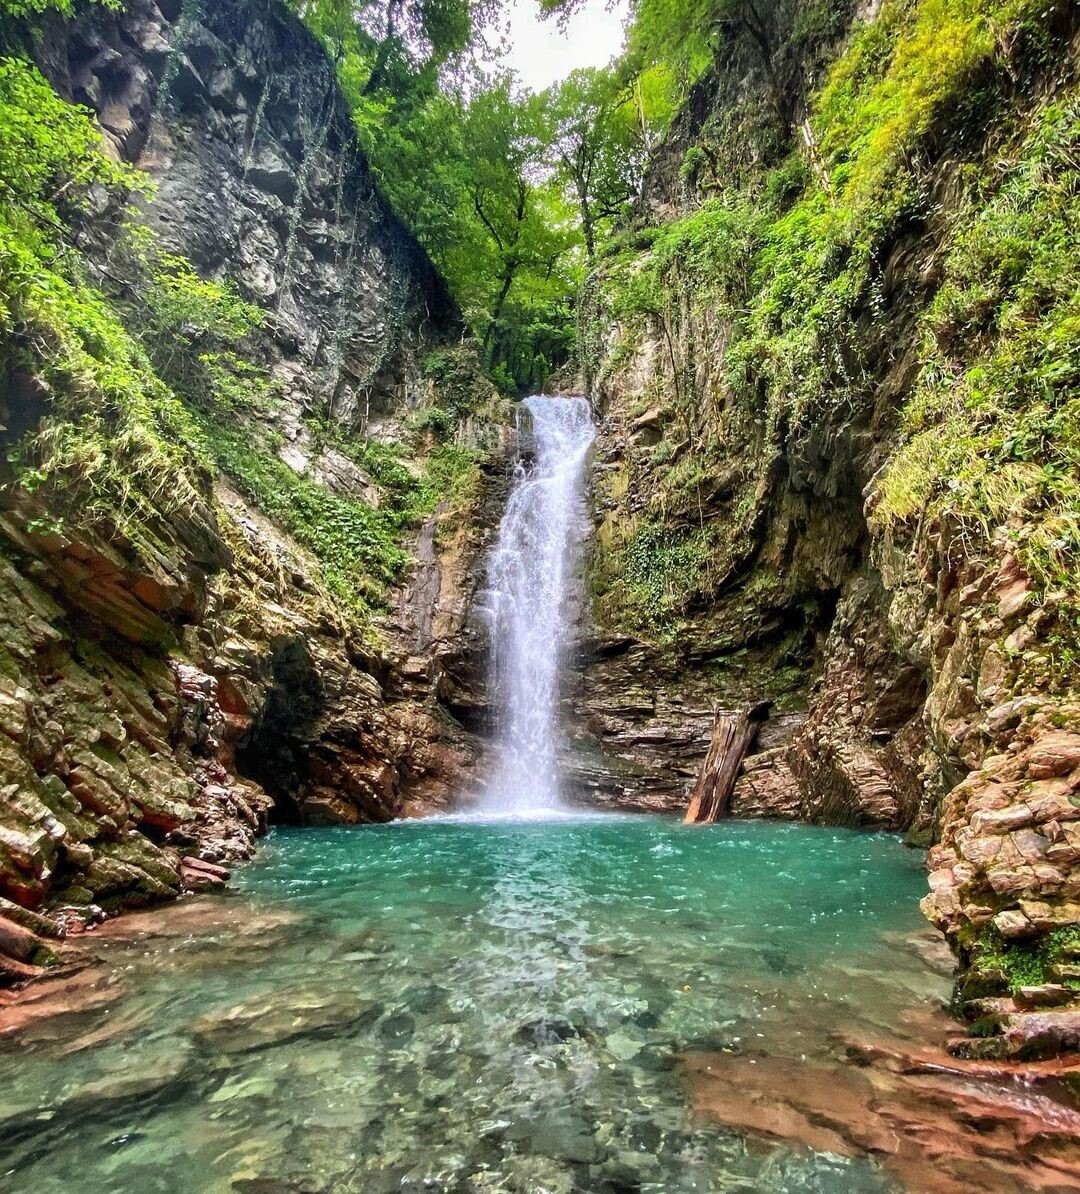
left=38, top=0, right=456, bottom=434
left=576, top=0, right=1080, bottom=1051
left=0, top=0, right=501, bottom=934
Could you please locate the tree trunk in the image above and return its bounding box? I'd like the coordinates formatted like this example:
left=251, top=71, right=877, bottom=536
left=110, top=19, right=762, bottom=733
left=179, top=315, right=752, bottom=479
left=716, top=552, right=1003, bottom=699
left=361, top=0, right=402, bottom=97
left=578, top=183, right=595, bottom=260
left=483, top=264, right=517, bottom=359
left=684, top=702, right=770, bottom=824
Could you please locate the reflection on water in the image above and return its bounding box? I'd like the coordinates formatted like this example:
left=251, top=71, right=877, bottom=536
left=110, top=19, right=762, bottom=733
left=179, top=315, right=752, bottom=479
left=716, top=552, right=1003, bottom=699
left=0, top=817, right=945, bottom=1192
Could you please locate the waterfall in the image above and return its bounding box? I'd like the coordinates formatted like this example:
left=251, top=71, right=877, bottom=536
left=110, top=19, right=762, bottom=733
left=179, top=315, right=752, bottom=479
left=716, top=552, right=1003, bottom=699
left=480, top=396, right=595, bottom=813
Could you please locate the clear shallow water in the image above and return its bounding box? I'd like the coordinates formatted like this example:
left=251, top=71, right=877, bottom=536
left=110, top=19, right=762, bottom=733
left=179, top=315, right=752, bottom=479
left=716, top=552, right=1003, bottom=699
left=1, top=816, right=944, bottom=1193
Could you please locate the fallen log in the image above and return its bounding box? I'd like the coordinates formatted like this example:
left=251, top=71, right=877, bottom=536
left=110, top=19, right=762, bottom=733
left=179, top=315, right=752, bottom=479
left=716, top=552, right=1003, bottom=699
left=684, top=702, right=770, bottom=824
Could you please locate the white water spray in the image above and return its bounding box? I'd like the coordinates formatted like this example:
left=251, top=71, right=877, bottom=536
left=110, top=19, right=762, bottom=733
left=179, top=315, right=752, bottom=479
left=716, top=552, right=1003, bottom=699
left=480, top=396, right=595, bottom=813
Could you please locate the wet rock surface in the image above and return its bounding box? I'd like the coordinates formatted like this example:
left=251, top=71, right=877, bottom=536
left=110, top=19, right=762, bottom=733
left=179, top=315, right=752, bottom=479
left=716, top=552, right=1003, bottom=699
left=192, top=989, right=384, bottom=1055
left=564, top=632, right=810, bottom=814
left=0, top=517, right=266, bottom=921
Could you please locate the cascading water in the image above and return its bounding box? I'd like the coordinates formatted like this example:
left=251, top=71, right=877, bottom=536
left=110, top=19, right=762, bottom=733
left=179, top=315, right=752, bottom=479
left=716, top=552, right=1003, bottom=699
left=480, top=395, right=595, bottom=813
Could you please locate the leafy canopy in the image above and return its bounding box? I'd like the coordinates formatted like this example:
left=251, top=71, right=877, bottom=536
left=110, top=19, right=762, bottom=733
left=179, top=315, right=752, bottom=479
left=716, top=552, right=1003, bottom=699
left=294, top=0, right=668, bottom=389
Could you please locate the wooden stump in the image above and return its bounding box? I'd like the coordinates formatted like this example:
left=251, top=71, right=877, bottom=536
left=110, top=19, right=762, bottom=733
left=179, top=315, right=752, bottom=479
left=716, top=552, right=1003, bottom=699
left=684, top=702, right=770, bottom=824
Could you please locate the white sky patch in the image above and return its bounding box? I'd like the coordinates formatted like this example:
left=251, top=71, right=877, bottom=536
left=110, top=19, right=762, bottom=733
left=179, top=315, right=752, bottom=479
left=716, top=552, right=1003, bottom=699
left=494, top=0, right=631, bottom=92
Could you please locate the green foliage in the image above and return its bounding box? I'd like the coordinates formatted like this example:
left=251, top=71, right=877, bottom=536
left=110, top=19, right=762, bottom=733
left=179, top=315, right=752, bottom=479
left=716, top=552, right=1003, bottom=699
left=135, top=251, right=269, bottom=408
left=0, top=52, right=432, bottom=626
left=763, top=151, right=810, bottom=210
left=448, top=80, right=582, bottom=387
left=193, top=412, right=407, bottom=614
left=422, top=346, right=487, bottom=417
left=294, top=0, right=683, bottom=391
left=408, top=405, right=456, bottom=439
left=585, top=0, right=1080, bottom=672
left=815, top=0, right=1053, bottom=223
left=877, top=88, right=1080, bottom=630
left=0, top=57, right=207, bottom=532
left=973, top=926, right=1080, bottom=993
left=594, top=0, right=1072, bottom=459
left=601, top=520, right=715, bottom=638
left=0, top=0, right=116, bottom=19
left=0, top=57, right=146, bottom=229
left=142, top=254, right=263, bottom=347
left=547, top=67, right=657, bottom=258
left=295, top=0, right=583, bottom=390
left=625, top=0, right=723, bottom=89
left=601, top=0, right=1062, bottom=444
left=425, top=441, right=485, bottom=532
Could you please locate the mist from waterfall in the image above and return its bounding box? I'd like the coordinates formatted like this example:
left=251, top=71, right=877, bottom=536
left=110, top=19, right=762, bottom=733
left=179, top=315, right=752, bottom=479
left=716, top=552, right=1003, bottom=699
left=480, top=396, right=595, bottom=813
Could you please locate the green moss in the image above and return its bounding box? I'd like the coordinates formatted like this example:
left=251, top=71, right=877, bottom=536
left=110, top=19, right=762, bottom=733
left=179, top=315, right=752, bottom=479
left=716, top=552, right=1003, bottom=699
left=877, top=90, right=1080, bottom=641
left=0, top=59, right=212, bottom=537
left=193, top=413, right=406, bottom=617
left=422, top=346, right=491, bottom=420
left=972, top=925, right=1080, bottom=993
left=0, top=54, right=449, bottom=629
left=425, top=442, right=483, bottom=511
left=596, top=520, right=717, bottom=640
left=0, top=0, right=116, bottom=17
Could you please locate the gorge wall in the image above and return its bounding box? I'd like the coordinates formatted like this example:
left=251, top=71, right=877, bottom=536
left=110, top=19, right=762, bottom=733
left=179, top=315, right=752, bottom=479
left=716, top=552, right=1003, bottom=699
left=5, top=0, right=1080, bottom=1065
left=0, top=0, right=505, bottom=945
left=572, top=0, right=1080, bottom=1056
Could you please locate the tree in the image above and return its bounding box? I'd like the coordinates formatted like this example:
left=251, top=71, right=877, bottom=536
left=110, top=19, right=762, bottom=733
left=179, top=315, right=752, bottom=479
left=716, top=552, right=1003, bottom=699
left=546, top=0, right=780, bottom=111
left=294, top=2, right=594, bottom=390
left=547, top=67, right=647, bottom=259
left=454, top=81, right=581, bottom=379
left=295, top=0, right=491, bottom=97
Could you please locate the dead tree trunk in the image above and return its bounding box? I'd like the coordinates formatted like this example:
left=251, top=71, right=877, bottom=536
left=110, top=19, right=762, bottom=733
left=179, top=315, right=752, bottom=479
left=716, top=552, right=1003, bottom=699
left=684, top=702, right=770, bottom=824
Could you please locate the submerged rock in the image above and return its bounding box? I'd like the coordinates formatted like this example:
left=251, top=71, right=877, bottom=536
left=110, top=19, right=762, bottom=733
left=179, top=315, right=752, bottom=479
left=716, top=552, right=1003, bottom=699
left=192, top=990, right=383, bottom=1055
left=377, top=1014, right=416, bottom=1045
left=679, top=1041, right=1080, bottom=1193
left=515, top=1018, right=589, bottom=1046
left=401, top=984, right=448, bottom=1014
left=509, top=1112, right=607, bottom=1166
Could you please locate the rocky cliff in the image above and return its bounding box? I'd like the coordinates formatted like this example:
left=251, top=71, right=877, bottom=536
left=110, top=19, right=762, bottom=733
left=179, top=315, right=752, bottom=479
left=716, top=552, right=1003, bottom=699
left=36, top=0, right=461, bottom=430
left=0, top=0, right=506, bottom=954
left=576, top=0, right=1080, bottom=1056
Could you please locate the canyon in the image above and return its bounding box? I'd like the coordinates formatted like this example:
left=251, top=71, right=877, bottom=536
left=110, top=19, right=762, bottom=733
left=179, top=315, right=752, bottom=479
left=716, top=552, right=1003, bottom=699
left=1, top=0, right=1080, bottom=1183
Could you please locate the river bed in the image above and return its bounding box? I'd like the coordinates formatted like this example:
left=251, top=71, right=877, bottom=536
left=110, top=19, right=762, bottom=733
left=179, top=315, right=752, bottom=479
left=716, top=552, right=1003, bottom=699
left=3, top=815, right=1076, bottom=1192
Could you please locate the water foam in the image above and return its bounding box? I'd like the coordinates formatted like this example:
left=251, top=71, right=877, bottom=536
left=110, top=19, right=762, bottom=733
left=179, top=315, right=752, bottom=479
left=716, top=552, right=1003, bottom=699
left=479, top=395, right=595, bottom=812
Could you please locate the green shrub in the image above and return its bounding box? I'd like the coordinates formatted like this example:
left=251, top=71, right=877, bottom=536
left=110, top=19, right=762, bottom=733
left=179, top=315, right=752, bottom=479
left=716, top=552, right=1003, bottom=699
left=194, top=414, right=407, bottom=615
left=972, top=925, right=1080, bottom=993
left=877, top=90, right=1080, bottom=620
left=0, top=57, right=209, bottom=532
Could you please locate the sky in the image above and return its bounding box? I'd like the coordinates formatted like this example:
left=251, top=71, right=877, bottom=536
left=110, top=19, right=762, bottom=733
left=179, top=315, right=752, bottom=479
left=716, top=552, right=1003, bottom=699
left=498, top=0, right=631, bottom=92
